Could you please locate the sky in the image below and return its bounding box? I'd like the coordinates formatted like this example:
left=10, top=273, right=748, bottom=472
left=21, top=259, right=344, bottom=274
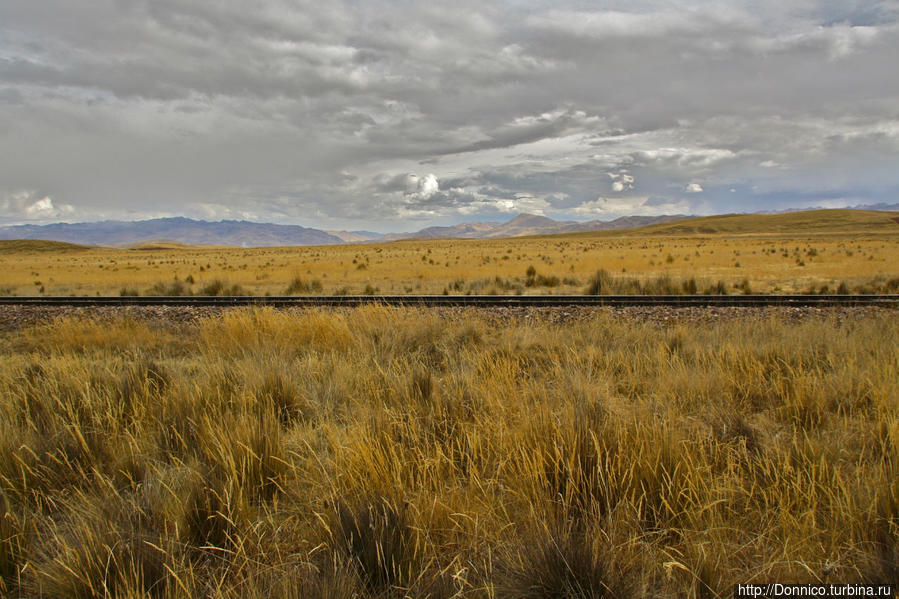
left=1, top=0, right=898, bottom=231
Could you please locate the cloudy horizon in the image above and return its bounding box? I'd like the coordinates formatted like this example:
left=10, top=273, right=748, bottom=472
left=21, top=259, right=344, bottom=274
left=2, top=1, right=898, bottom=232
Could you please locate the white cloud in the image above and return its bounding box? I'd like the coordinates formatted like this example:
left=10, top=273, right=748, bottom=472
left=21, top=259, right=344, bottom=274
left=194, top=202, right=259, bottom=221
left=1, top=190, right=75, bottom=221
left=574, top=195, right=690, bottom=218
left=418, top=173, right=439, bottom=198
left=684, top=182, right=703, bottom=193
left=609, top=171, right=635, bottom=192
left=527, top=9, right=700, bottom=39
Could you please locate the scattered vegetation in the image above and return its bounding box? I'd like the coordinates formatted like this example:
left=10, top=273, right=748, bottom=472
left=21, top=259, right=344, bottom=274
left=2, top=210, right=896, bottom=296
left=145, top=279, right=193, bottom=296
left=285, top=275, right=323, bottom=295
left=0, top=307, right=896, bottom=596
left=197, top=279, right=248, bottom=296
left=585, top=269, right=727, bottom=295
left=805, top=276, right=899, bottom=295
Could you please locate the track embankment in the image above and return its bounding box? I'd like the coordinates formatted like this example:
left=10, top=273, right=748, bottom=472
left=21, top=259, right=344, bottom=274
left=0, top=295, right=895, bottom=332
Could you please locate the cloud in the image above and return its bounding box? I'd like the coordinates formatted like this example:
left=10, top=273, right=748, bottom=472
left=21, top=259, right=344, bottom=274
left=1, top=190, right=75, bottom=222
left=417, top=174, right=439, bottom=198
left=0, top=1, right=898, bottom=230
left=573, top=194, right=691, bottom=218
left=609, top=171, right=635, bottom=192
left=684, top=182, right=703, bottom=193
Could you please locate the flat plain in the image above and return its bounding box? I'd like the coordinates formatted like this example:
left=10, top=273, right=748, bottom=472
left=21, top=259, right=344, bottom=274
left=1, top=209, right=898, bottom=297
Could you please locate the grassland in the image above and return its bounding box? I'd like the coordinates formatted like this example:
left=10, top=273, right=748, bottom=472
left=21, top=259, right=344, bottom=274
left=0, top=209, right=897, bottom=596
left=1, top=209, right=897, bottom=297
left=0, top=307, right=897, bottom=597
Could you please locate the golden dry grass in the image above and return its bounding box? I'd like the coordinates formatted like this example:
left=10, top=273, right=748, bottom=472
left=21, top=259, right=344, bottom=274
left=1, top=210, right=897, bottom=296
left=0, top=307, right=897, bottom=597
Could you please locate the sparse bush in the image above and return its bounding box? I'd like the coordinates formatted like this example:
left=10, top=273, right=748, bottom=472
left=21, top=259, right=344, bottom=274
left=704, top=280, right=728, bottom=294
left=146, top=279, right=192, bottom=296
left=199, top=279, right=248, bottom=296
left=525, top=270, right=561, bottom=288
left=285, top=275, right=323, bottom=295
left=682, top=277, right=698, bottom=295
left=585, top=269, right=718, bottom=295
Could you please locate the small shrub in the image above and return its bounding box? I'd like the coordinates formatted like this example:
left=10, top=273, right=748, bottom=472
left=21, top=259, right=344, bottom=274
left=285, top=276, right=323, bottom=295
left=199, top=279, right=248, bottom=296
left=527, top=273, right=561, bottom=288
left=146, top=280, right=192, bottom=296
left=585, top=269, right=616, bottom=295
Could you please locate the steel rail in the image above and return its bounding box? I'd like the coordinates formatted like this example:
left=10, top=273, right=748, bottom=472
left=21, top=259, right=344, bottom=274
left=0, top=295, right=897, bottom=307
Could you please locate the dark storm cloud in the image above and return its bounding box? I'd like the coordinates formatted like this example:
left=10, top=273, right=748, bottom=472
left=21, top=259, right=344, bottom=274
left=1, top=0, right=898, bottom=229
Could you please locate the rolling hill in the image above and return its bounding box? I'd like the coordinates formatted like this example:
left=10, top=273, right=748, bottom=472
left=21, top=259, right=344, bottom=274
left=0, top=239, right=91, bottom=253
left=623, top=209, right=899, bottom=236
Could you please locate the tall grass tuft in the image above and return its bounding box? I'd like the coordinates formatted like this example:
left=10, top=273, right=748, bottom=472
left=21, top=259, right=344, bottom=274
left=585, top=269, right=716, bottom=295
left=285, top=276, right=323, bottom=295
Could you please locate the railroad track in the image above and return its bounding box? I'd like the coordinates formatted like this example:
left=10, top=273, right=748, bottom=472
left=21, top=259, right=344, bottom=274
left=1, top=295, right=897, bottom=307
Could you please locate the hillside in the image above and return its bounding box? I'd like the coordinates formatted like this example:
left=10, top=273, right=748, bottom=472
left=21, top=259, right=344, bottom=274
left=383, top=213, right=686, bottom=240
left=559, top=209, right=899, bottom=238
left=0, top=239, right=91, bottom=253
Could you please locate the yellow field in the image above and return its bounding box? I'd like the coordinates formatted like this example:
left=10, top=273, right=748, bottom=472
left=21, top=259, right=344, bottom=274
left=1, top=209, right=898, bottom=296
left=0, top=307, right=897, bottom=596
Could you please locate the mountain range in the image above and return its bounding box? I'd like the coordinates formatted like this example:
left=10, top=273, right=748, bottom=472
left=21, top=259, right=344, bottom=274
left=0, top=213, right=688, bottom=247
left=380, top=213, right=686, bottom=240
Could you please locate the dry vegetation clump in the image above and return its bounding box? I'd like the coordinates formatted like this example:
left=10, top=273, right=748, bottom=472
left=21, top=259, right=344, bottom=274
left=285, top=275, right=323, bottom=295
left=0, top=307, right=897, bottom=597
left=585, top=269, right=727, bottom=295
left=804, top=275, right=899, bottom=295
